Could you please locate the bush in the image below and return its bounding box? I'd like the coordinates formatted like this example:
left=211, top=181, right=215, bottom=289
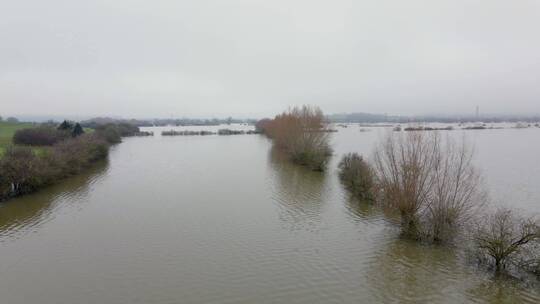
left=95, top=125, right=122, bottom=144
left=474, top=209, right=540, bottom=272
left=264, top=105, right=333, bottom=171
left=50, top=134, right=109, bottom=176
left=94, top=123, right=141, bottom=143
left=0, top=134, right=110, bottom=201
left=338, top=153, right=374, bottom=201
left=373, top=131, right=485, bottom=242
left=113, top=123, right=140, bottom=137
left=0, top=146, right=52, bottom=198
left=13, top=127, right=69, bottom=146
left=255, top=118, right=272, bottom=133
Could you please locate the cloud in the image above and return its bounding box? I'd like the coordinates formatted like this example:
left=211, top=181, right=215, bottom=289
left=2, top=0, right=540, bottom=118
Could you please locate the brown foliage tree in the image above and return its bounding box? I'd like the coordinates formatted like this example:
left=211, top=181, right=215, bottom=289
left=264, top=105, right=332, bottom=171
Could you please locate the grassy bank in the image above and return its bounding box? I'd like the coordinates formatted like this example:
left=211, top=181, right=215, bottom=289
left=0, top=121, right=35, bottom=157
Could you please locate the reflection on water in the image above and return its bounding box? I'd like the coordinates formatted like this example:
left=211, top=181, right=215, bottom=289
left=369, top=238, right=468, bottom=303
left=367, top=237, right=540, bottom=303
left=343, top=193, right=379, bottom=221
left=0, top=160, right=108, bottom=241
left=267, top=147, right=330, bottom=231
left=0, top=127, right=538, bottom=304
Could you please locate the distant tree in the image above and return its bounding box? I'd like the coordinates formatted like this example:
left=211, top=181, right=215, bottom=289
left=6, top=117, right=19, bottom=123
left=0, top=115, right=3, bottom=122
left=58, top=120, right=74, bottom=131
left=72, top=123, right=85, bottom=137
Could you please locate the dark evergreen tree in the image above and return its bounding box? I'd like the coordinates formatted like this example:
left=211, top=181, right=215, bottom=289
left=58, top=120, right=73, bottom=131
left=72, top=123, right=85, bottom=137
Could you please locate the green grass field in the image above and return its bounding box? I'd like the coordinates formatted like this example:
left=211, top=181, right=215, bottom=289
left=0, top=122, right=94, bottom=158
left=0, top=121, right=36, bottom=157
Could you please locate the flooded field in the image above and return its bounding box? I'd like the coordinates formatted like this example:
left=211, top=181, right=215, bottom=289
left=0, top=124, right=539, bottom=303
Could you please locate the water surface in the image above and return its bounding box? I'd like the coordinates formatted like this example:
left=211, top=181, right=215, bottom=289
left=0, top=124, right=538, bottom=303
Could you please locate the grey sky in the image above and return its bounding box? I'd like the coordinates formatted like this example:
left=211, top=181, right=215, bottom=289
left=2, top=0, right=540, bottom=118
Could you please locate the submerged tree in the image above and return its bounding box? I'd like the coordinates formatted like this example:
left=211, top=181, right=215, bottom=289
left=264, top=105, right=332, bottom=171
left=338, top=153, right=375, bottom=201
left=373, top=131, right=486, bottom=242
left=474, top=208, right=540, bottom=272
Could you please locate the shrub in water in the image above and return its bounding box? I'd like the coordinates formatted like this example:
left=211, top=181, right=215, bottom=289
left=474, top=208, right=540, bottom=272
left=338, top=153, right=374, bottom=201
left=264, top=105, right=333, bottom=171
left=373, top=131, right=485, bottom=242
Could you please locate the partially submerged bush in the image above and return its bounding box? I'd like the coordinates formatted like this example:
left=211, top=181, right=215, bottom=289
left=0, top=134, right=110, bottom=201
left=95, top=125, right=122, bottom=144
left=264, top=105, right=332, bottom=171
left=162, top=130, right=215, bottom=136
left=255, top=118, right=272, bottom=134
left=338, top=153, right=374, bottom=201
left=13, top=127, right=69, bottom=146
left=218, top=129, right=245, bottom=135
left=49, top=134, right=109, bottom=176
left=93, top=122, right=141, bottom=142
left=474, top=209, right=540, bottom=273
left=0, top=146, right=52, bottom=197
left=373, top=131, right=485, bottom=242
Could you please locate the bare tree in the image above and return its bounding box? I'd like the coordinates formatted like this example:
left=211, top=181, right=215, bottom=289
left=474, top=208, right=540, bottom=272
left=373, top=131, right=485, bottom=242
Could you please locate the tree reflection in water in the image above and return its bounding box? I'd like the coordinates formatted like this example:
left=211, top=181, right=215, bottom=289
left=267, top=147, right=330, bottom=232
left=0, top=160, right=108, bottom=241
left=366, top=237, right=540, bottom=303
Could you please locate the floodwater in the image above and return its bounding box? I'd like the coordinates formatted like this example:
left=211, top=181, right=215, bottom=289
left=0, top=124, right=539, bottom=303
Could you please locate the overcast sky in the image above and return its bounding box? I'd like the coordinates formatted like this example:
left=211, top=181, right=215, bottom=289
left=2, top=0, right=540, bottom=119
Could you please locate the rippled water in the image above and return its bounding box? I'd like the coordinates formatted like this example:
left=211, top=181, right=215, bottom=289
left=0, top=124, right=539, bottom=303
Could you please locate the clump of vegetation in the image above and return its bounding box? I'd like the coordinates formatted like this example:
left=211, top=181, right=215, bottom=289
left=403, top=126, right=454, bottom=131
left=373, top=131, right=485, bottom=242
left=72, top=123, right=85, bottom=137
left=473, top=209, right=540, bottom=273
left=95, top=125, right=122, bottom=144
left=338, top=153, right=374, bottom=201
left=0, top=133, right=109, bottom=200
left=255, top=118, right=272, bottom=133
left=0, top=146, right=52, bottom=196
left=162, top=130, right=215, bottom=136
left=218, top=129, right=245, bottom=135
left=48, top=134, right=109, bottom=176
left=0, top=119, right=139, bottom=201
left=58, top=120, right=74, bottom=131
left=263, top=105, right=333, bottom=171
left=13, top=126, right=69, bottom=146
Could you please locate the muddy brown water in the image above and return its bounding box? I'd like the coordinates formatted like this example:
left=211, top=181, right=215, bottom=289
left=0, top=124, right=539, bottom=303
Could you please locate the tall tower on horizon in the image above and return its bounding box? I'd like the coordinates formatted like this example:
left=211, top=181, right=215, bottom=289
left=475, top=105, right=480, bottom=121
